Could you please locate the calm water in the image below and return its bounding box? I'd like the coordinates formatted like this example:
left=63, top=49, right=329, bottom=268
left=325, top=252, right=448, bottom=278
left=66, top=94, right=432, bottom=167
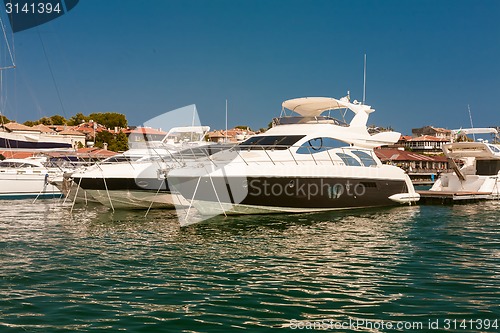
left=0, top=200, right=498, bottom=332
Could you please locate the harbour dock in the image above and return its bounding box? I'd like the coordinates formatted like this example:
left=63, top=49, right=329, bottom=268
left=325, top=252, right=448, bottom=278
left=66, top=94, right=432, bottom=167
left=417, top=190, right=493, bottom=204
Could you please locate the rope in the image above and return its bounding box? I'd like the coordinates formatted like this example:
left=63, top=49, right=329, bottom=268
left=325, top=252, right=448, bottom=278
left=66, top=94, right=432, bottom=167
left=36, top=28, right=67, bottom=118
left=145, top=178, right=165, bottom=217
left=70, top=176, right=82, bottom=214
left=102, top=175, right=114, bottom=212
left=184, top=176, right=202, bottom=223
left=0, top=15, right=15, bottom=70
left=32, top=174, right=49, bottom=203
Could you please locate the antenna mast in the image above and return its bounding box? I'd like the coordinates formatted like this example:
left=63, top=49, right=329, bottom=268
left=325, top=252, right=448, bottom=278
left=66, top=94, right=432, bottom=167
left=467, top=104, right=475, bottom=141
left=225, top=99, right=228, bottom=143
left=362, top=54, right=367, bottom=105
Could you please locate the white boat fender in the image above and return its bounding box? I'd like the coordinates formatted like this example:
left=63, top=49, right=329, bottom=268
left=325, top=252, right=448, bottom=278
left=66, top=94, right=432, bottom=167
left=388, top=192, right=421, bottom=204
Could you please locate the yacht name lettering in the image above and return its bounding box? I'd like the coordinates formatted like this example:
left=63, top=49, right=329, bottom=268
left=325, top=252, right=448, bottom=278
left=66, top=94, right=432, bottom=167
left=248, top=179, right=366, bottom=200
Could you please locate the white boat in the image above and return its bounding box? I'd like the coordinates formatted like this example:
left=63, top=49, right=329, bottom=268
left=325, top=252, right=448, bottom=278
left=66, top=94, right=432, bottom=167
left=428, top=128, right=500, bottom=199
left=0, top=157, right=64, bottom=199
left=168, top=96, right=420, bottom=221
left=67, top=126, right=231, bottom=210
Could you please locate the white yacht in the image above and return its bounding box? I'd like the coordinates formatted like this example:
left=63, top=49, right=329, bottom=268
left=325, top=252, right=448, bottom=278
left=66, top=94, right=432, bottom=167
left=428, top=128, right=500, bottom=199
left=168, top=96, right=420, bottom=220
left=67, top=126, right=230, bottom=210
left=0, top=157, right=63, bottom=199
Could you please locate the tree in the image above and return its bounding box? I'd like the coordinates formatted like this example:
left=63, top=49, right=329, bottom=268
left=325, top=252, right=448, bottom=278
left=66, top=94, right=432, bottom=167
left=23, top=120, right=36, bottom=127
left=67, top=113, right=89, bottom=126
left=38, top=117, right=52, bottom=125
left=0, top=114, right=10, bottom=124
left=50, top=115, right=67, bottom=125
left=88, top=112, right=127, bottom=129
left=94, top=131, right=128, bottom=152
left=94, top=131, right=113, bottom=149
left=112, top=132, right=129, bottom=151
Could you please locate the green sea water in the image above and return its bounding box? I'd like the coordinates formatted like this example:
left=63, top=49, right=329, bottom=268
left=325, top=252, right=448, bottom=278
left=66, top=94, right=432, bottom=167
left=0, top=200, right=498, bottom=332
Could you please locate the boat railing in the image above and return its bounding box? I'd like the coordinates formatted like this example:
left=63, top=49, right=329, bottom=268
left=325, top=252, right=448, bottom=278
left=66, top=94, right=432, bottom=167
left=272, top=116, right=349, bottom=127
left=209, top=144, right=380, bottom=168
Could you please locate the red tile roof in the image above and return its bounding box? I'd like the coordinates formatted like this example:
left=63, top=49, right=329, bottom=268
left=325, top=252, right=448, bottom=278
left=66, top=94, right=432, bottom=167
left=32, top=124, right=55, bottom=133
left=398, top=135, right=413, bottom=141
left=58, top=130, right=86, bottom=136
left=0, top=151, right=37, bottom=159
left=75, top=147, right=117, bottom=157
left=1, top=122, right=41, bottom=132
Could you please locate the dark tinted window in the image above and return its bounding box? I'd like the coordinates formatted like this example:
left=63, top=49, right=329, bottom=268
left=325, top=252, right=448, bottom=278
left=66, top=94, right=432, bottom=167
left=296, top=137, right=349, bottom=154
left=336, top=153, right=361, bottom=166
left=239, top=135, right=305, bottom=150
left=488, top=144, right=500, bottom=153
left=476, top=160, right=500, bottom=176
left=102, top=155, right=140, bottom=163
left=173, top=144, right=235, bottom=159
left=351, top=150, right=377, bottom=166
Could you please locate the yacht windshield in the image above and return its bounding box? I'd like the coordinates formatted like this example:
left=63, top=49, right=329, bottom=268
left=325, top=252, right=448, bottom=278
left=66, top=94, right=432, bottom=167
left=488, top=144, right=500, bottom=154
left=239, top=135, right=305, bottom=150
left=0, top=161, right=40, bottom=168
left=102, top=155, right=142, bottom=163
left=296, top=137, right=349, bottom=154
left=172, top=144, right=235, bottom=159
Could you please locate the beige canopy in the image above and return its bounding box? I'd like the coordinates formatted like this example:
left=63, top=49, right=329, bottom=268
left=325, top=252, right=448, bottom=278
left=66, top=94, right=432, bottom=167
left=282, top=96, right=374, bottom=117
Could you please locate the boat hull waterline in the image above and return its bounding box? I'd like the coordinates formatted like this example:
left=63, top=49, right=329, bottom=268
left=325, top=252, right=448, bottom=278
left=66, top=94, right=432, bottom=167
left=170, top=175, right=416, bottom=216
left=0, top=174, right=63, bottom=199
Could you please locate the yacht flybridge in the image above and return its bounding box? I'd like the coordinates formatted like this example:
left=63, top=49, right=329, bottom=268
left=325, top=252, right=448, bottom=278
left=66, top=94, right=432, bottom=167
left=427, top=128, right=500, bottom=200
left=168, top=96, right=420, bottom=220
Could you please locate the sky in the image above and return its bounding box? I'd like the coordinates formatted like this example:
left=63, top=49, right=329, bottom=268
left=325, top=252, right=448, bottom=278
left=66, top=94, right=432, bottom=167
left=0, top=0, right=499, bottom=135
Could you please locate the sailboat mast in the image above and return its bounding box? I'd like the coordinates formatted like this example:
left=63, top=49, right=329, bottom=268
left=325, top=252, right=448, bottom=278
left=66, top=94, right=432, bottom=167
left=0, top=16, right=15, bottom=71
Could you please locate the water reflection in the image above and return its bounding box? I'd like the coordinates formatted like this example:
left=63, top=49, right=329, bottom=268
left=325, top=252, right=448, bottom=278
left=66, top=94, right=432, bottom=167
left=0, top=200, right=498, bottom=332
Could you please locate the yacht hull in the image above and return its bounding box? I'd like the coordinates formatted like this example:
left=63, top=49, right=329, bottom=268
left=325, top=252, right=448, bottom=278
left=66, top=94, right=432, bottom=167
left=85, top=189, right=181, bottom=210
left=71, top=176, right=176, bottom=209
left=171, top=175, right=411, bottom=215
left=51, top=176, right=100, bottom=204
left=0, top=173, right=63, bottom=199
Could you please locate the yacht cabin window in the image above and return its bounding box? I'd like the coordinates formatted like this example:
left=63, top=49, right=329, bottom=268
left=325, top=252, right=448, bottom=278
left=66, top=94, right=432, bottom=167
left=476, top=160, right=500, bottom=176
left=296, top=137, right=349, bottom=154
left=350, top=150, right=377, bottom=166
left=239, top=135, right=305, bottom=150
left=488, top=145, right=500, bottom=154
left=102, top=155, right=141, bottom=163
left=336, top=153, right=362, bottom=166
